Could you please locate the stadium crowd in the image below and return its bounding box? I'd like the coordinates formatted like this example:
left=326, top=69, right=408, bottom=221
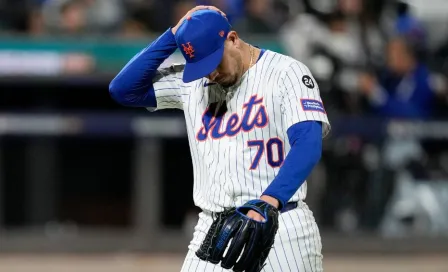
left=1, top=0, right=446, bottom=118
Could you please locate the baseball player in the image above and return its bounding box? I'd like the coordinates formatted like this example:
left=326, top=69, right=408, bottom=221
left=110, top=5, right=330, bottom=272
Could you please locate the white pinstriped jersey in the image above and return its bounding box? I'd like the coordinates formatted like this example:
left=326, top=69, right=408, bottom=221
left=150, top=50, right=330, bottom=213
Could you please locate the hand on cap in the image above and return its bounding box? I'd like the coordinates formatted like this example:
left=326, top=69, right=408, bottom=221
left=171, top=5, right=227, bottom=35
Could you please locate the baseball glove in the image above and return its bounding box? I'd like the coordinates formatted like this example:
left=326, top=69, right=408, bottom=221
left=196, top=200, right=279, bottom=272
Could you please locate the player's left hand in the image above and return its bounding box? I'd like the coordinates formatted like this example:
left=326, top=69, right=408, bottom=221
left=247, top=195, right=279, bottom=222
left=196, top=199, right=279, bottom=271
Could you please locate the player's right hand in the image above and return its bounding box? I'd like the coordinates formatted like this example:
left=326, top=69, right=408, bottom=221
left=171, top=5, right=227, bottom=35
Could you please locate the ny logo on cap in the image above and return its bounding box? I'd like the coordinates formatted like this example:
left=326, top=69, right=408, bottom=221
left=182, top=42, right=195, bottom=59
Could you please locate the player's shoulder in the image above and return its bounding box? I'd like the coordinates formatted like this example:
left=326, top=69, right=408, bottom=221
left=263, top=51, right=311, bottom=76
left=263, top=51, right=318, bottom=92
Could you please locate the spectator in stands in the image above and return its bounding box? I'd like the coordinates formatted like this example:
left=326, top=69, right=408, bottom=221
left=281, top=0, right=386, bottom=115
left=40, top=0, right=124, bottom=35
left=359, top=36, right=435, bottom=119
left=59, top=0, right=87, bottom=34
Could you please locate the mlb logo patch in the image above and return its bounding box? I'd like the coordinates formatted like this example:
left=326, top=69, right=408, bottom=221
left=301, top=99, right=326, bottom=114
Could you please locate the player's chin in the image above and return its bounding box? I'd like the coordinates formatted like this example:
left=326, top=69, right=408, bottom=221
left=220, top=82, right=234, bottom=88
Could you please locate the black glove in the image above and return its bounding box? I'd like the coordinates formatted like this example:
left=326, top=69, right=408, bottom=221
left=196, top=199, right=279, bottom=272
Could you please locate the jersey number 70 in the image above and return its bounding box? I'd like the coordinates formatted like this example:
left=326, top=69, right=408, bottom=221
left=247, top=138, right=284, bottom=170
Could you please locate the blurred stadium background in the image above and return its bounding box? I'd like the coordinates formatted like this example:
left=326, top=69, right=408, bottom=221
left=0, top=0, right=448, bottom=271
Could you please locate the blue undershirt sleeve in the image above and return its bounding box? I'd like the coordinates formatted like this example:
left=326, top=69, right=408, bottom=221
left=262, top=121, right=323, bottom=209
left=109, top=28, right=178, bottom=107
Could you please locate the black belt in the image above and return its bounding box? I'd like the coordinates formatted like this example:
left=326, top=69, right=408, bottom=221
left=280, top=201, right=298, bottom=213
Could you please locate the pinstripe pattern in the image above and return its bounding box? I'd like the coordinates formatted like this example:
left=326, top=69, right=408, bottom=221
left=148, top=52, right=329, bottom=271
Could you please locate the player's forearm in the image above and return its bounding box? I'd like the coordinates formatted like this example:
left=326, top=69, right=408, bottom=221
left=262, top=121, right=322, bottom=209
left=109, top=28, right=178, bottom=107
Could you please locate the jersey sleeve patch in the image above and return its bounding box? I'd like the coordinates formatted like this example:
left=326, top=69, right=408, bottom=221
left=302, top=75, right=315, bottom=89
left=301, top=99, right=326, bottom=114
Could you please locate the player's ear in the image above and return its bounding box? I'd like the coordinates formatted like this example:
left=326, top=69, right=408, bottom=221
left=227, top=31, right=240, bottom=47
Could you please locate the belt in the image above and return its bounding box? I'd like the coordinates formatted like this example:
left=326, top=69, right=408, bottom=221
left=280, top=201, right=298, bottom=213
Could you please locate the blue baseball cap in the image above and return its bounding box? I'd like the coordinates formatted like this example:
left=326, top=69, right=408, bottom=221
left=174, top=9, right=231, bottom=83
